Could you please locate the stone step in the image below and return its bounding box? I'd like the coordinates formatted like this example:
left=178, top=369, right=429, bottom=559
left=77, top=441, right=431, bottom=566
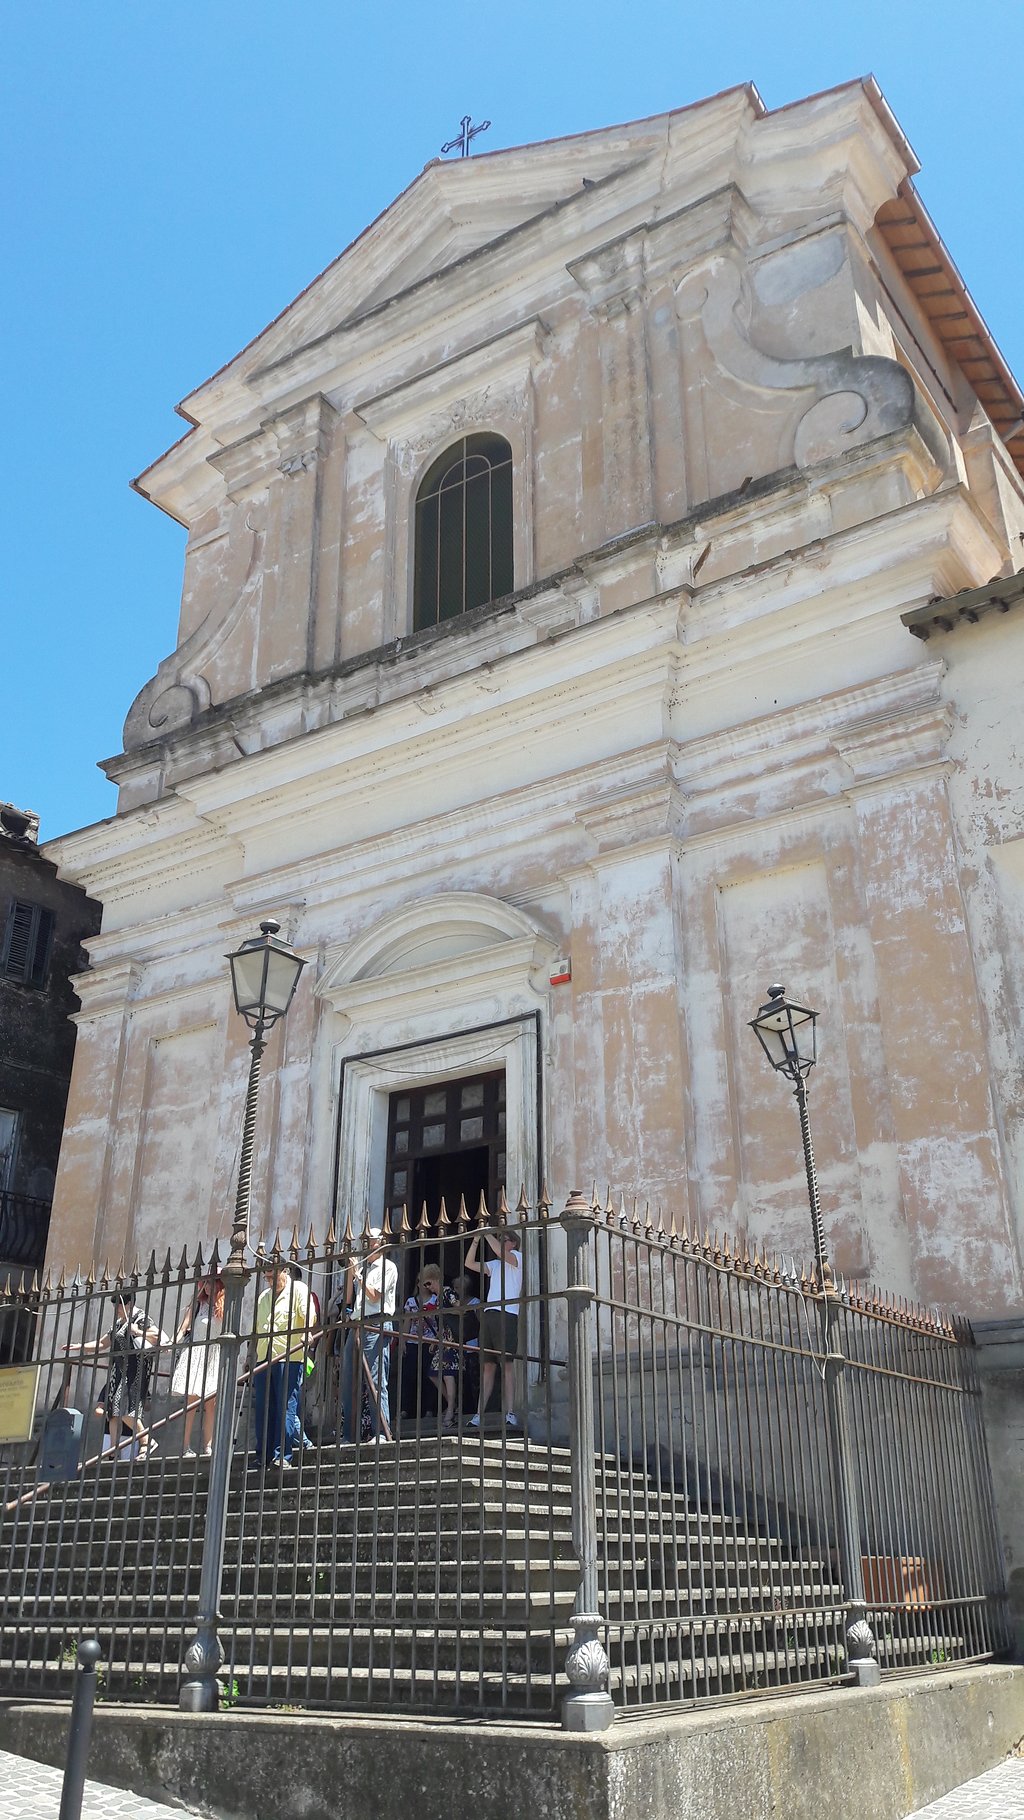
left=3, top=1496, right=767, bottom=1573
left=2, top=1475, right=753, bottom=1529
left=0, top=1574, right=849, bottom=1631
left=0, top=1622, right=566, bottom=1677
left=608, top=1640, right=839, bottom=1695
left=0, top=1587, right=574, bottom=1630
left=9, top=1553, right=578, bottom=1594
left=8, top=1550, right=840, bottom=1608
left=608, top=1628, right=974, bottom=1696
left=9, top=1529, right=809, bottom=1592
left=0, top=1625, right=978, bottom=1716
left=0, top=1635, right=846, bottom=1709
left=45, top=1436, right=573, bottom=1480
left=2, top=1481, right=577, bottom=1528
left=226, top=1509, right=772, bottom=1550
left=5, top=1453, right=759, bottom=1517
left=0, top=1605, right=866, bottom=1679
left=9, top=1522, right=578, bottom=1571
left=599, top=1552, right=835, bottom=1589
left=0, top=1656, right=561, bottom=1713
left=873, top=1630, right=978, bottom=1667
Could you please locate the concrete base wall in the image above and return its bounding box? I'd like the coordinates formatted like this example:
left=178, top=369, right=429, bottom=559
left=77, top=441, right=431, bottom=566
left=2, top=1667, right=1022, bottom=1820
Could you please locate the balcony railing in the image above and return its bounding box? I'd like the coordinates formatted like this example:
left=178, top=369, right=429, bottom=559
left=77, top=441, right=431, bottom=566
left=0, top=1191, right=51, bottom=1269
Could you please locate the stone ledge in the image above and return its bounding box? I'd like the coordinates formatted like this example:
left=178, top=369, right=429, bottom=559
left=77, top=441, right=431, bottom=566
left=1, top=1665, right=1022, bottom=1820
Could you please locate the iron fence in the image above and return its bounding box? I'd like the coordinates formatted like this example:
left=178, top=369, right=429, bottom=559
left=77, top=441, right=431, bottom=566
left=580, top=1196, right=1009, bottom=1709
left=0, top=1191, right=1010, bottom=1723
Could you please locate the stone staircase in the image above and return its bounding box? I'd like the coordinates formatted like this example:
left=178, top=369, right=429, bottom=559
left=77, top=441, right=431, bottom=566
left=0, top=1438, right=974, bottom=1715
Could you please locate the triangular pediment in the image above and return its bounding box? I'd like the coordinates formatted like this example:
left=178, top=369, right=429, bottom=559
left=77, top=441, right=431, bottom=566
left=180, top=121, right=674, bottom=414
left=140, top=86, right=769, bottom=514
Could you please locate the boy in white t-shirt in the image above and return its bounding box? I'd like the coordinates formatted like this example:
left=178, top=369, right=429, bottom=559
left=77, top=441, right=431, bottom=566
left=464, top=1226, right=523, bottom=1429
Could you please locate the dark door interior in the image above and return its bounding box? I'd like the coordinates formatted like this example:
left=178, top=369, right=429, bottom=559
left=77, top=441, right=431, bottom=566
left=384, top=1071, right=505, bottom=1297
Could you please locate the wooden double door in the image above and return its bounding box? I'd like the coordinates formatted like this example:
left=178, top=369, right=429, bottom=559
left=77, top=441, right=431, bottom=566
left=384, top=1069, right=506, bottom=1290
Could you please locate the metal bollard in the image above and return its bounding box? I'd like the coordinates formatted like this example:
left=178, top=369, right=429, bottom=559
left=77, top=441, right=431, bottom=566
left=59, top=1637, right=102, bottom=1820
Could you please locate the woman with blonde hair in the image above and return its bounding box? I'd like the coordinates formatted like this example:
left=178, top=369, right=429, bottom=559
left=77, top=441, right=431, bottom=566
left=171, top=1275, right=225, bottom=1456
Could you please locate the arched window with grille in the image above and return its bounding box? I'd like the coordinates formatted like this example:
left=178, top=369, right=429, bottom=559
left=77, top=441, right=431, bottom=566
left=413, top=433, right=514, bottom=631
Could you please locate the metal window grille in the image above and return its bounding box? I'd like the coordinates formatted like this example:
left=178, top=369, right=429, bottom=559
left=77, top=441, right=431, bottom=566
left=0, top=1194, right=1009, bottom=1721
left=413, top=434, right=514, bottom=631
left=0, top=1193, right=52, bottom=1273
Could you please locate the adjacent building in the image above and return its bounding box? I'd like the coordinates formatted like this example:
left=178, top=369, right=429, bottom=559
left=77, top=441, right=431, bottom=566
left=0, top=803, right=101, bottom=1275
left=42, top=80, right=1024, bottom=1323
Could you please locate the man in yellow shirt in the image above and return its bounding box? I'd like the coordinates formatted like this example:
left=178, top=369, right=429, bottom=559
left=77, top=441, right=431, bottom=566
left=252, top=1261, right=312, bottom=1466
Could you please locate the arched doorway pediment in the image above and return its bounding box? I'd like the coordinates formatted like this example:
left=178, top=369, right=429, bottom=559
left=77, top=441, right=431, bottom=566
left=316, top=893, right=557, bottom=1024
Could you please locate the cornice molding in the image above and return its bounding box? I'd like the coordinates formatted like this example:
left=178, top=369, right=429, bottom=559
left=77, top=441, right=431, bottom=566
left=352, top=319, right=549, bottom=442
left=320, top=937, right=551, bottom=1031
left=69, top=959, right=141, bottom=1024
left=202, top=393, right=338, bottom=497
left=833, top=702, right=954, bottom=785
left=576, top=777, right=678, bottom=854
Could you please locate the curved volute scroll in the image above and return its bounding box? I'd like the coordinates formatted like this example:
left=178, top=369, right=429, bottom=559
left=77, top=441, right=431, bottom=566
left=674, top=249, right=948, bottom=482
left=122, top=512, right=266, bottom=751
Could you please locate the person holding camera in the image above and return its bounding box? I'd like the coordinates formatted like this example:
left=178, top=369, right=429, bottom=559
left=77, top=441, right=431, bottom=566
left=464, top=1225, right=522, bottom=1431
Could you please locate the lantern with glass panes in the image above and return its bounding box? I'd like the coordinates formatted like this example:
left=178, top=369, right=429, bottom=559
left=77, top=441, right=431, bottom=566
left=748, top=984, right=818, bottom=1083
left=227, top=919, right=306, bottom=1032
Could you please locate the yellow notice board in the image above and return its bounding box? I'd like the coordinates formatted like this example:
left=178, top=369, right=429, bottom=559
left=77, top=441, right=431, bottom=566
left=0, top=1364, right=41, bottom=1443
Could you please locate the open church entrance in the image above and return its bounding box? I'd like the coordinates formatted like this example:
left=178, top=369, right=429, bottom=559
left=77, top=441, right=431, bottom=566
left=385, top=1069, right=506, bottom=1427
left=384, top=1069, right=506, bottom=1291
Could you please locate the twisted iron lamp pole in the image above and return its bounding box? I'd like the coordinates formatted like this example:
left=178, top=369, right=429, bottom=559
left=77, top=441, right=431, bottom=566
left=180, top=919, right=306, bottom=1712
left=749, top=984, right=880, bottom=1688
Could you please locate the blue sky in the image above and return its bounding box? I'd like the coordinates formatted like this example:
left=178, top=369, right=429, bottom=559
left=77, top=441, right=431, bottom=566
left=3, top=2, right=1021, bottom=840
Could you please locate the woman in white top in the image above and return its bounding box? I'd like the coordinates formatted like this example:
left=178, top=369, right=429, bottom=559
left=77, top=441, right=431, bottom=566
left=171, top=1275, right=225, bottom=1455
left=464, top=1227, right=523, bottom=1430
left=340, top=1227, right=399, bottom=1440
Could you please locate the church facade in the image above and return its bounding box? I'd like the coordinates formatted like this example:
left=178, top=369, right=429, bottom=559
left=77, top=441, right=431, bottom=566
left=44, top=80, right=1024, bottom=1321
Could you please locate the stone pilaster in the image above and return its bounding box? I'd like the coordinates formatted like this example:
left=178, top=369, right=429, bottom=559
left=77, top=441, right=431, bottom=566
left=566, top=780, right=690, bottom=1211
left=258, top=395, right=339, bottom=684
left=838, top=709, right=1023, bottom=1312
left=568, top=236, right=653, bottom=542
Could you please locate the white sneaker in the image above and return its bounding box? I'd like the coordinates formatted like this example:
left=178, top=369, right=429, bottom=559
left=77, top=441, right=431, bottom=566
left=468, top=1414, right=481, bottom=1429
left=505, top=1413, right=521, bottom=1430
left=182, top=1448, right=197, bottom=1459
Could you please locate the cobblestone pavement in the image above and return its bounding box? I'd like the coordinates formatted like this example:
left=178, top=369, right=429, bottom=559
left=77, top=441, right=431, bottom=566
left=0, top=1746, right=205, bottom=1817
left=907, top=1757, right=1024, bottom=1818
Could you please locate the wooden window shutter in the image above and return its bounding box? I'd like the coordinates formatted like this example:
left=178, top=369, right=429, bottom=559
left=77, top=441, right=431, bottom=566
left=2, top=901, right=55, bottom=985
left=29, top=908, right=55, bottom=986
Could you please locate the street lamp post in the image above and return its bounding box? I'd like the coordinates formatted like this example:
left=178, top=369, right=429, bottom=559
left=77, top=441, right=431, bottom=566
left=749, top=984, right=880, bottom=1689
left=180, top=919, right=306, bottom=1712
